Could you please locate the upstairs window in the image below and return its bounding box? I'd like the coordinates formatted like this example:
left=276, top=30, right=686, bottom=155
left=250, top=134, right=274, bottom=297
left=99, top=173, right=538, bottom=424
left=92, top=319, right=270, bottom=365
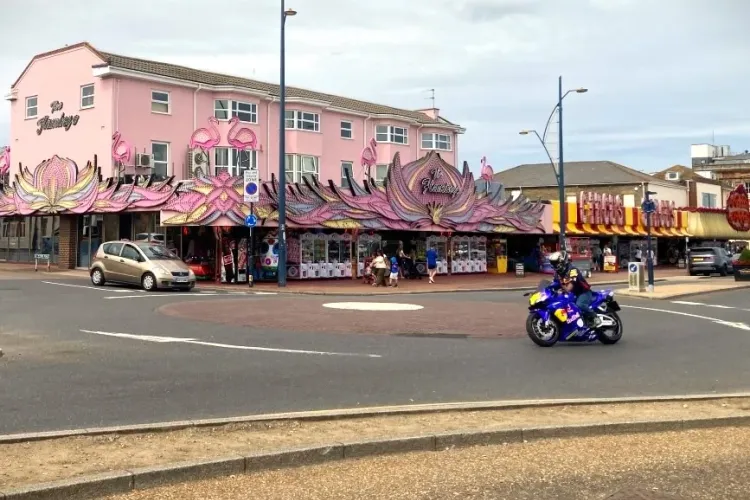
left=213, top=147, right=258, bottom=177
left=375, top=125, right=408, bottom=145
left=80, top=84, right=95, bottom=109
left=25, top=96, right=38, bottom=119
left=340, top=121, right=353, bottom=139
left=285, top=110, right=320, bottom=132
left=341, top=161, right=353, bottom=187
left=285, top=154, right=319, bottom=183
left=151, top=91, right=170, bottom=114
left=214, top=99, right=258, bottom=123
left=421, top=132, right=451, bottom=151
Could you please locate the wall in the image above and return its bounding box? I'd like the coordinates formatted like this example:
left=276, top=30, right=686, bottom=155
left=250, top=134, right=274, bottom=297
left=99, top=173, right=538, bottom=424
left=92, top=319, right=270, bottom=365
left=694, top=181, right=723, bottom=208
left=9, top=46, right=112, bottom=178
left=645, top=183, right=688, bottom=207
left=511, top=184, right=641, bottom=201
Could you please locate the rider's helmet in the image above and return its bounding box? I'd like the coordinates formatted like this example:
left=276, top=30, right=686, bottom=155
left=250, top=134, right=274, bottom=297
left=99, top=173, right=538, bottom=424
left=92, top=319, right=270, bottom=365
left=547, top=250, right=571, bottom=276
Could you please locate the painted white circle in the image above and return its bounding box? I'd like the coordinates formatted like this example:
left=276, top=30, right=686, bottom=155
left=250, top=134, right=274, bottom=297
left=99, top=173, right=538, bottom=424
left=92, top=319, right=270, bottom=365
left=323, top=302, right=424, bottom=311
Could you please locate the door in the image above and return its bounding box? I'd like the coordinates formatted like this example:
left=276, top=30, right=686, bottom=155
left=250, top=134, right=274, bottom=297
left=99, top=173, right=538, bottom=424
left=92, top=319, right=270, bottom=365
left=100, top=242, right=125, bottom=281
left=119, top=244, right=144, bottom=284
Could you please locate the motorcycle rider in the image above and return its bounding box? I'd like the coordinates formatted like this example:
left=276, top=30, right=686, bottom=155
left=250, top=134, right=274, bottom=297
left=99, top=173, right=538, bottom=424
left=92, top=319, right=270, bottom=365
left=548, top=250, right=602, bottom=328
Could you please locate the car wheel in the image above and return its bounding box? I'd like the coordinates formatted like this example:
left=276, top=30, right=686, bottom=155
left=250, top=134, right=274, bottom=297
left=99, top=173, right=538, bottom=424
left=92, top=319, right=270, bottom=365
left=90, top=268, right=105, bottom=286
left=141, top=272, right=157, bottom=292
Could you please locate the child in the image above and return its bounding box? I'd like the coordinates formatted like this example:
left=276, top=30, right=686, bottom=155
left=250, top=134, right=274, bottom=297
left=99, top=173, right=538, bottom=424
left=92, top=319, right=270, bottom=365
left=389, top=254, right=399, bottom=287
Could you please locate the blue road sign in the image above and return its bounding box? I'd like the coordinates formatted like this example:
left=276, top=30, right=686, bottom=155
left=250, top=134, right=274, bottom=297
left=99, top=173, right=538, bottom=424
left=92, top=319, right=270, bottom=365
left=245, top=182, right=258, bottom=196
left=245, top=214, right=257, bottom=228
left=641, top=199, right=656, bottom=214
left=629, top=263, right=638, bottom=273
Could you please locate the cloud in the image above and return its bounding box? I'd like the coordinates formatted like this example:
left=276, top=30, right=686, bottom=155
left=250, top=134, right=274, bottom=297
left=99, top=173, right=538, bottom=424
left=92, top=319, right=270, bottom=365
left=0, top=0, right=748, bottom=175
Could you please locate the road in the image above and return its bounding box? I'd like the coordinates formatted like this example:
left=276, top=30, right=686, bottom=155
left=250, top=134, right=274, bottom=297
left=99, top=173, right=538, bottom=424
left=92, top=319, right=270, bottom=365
left=1, top=275, right=750, bottom=434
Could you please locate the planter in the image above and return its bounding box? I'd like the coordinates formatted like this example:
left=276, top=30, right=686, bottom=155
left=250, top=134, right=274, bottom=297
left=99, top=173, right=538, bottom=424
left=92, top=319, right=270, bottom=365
left=734, top=263, right=750, bottom=281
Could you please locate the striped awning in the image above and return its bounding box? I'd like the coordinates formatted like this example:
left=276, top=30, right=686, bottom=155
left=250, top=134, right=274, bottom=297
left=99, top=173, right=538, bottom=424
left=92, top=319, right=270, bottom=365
left=553, top=223, right=586, bottom=235
left=609, top=225, right=628, bottom=235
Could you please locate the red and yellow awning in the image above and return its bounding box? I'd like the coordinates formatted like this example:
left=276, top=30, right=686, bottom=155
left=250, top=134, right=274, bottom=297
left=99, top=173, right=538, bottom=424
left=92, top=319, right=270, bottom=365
left=551, top=200, right=691, bottom=237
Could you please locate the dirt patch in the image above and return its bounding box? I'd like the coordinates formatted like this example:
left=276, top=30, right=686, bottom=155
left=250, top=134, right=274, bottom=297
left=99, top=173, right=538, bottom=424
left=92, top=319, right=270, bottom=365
left=2, top=398, right=750, bottom=489
left=158, top=298, right=527, bottom=338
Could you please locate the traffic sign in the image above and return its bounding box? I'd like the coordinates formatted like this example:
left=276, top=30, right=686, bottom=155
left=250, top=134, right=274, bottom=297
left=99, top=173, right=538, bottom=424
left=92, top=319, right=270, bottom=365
left=245, top=214, right=257, bottom=228
left=243, top=169, right=259, bottom=203
left=641, top=199, right=656, bottom=214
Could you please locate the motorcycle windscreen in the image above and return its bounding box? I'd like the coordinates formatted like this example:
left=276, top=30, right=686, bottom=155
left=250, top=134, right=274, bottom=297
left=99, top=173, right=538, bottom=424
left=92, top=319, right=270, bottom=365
left=536, top=279, right=552, bottom=291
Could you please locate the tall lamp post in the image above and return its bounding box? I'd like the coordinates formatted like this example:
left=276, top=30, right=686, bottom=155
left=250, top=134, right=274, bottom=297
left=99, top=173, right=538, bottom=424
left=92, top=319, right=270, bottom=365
left=277, top=1, right=296, bottom=287
left=520, top=76, right=587, bottom=250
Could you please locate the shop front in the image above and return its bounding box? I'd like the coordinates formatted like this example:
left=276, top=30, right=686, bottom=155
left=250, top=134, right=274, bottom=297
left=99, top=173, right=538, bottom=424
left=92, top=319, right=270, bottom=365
left=684, top=184, right=750, bottom=248
left=0, top=152, right=552, bottom=280
left=550, top=191, right=691, bottom=273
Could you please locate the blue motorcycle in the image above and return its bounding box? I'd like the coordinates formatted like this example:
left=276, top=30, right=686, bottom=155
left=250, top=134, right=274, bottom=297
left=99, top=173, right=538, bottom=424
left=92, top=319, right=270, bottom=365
left=524, top=280, right=623, bottom=347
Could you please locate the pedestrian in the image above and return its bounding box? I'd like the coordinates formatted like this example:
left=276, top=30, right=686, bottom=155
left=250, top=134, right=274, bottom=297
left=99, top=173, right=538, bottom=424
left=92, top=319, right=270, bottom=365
left=372, top=250, right=388, bottom=287
left=635, top=246, right=643, bottom=263
left=426, top=244, right=438, bottom=284
left=389, top=253, right=399, bottom=287
left=397, top=242, right=407, bottom=278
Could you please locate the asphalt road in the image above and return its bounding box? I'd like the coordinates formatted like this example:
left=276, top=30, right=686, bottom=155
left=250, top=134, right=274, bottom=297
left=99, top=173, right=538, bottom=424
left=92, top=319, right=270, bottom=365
left=1, top=275, right=750, bottom=434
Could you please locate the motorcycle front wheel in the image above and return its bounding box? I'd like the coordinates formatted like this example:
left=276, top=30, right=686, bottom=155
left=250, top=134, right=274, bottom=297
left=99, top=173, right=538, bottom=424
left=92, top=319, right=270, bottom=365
left=596, top=311, right=623, bottom=345
left=526, top=312, right=560, bottom=347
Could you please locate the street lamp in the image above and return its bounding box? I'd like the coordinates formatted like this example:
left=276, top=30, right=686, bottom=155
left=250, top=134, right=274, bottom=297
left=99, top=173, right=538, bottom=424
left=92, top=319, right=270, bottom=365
left=643, top=189, right=658, bottom=292
left=277, top=1, right=296, bottom=287
left=520, top=76, right=587, bottom=250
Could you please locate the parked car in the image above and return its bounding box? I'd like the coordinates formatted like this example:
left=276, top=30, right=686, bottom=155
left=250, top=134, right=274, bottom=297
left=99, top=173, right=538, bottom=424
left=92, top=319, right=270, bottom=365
left=90, top=240, right=195, bottom=291
left=688, top=247, right=733, bottom=276
left=134, top=232, right=165, bottom=244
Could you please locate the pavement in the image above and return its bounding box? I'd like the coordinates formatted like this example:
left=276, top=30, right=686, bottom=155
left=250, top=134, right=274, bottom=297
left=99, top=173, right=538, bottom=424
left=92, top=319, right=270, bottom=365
left=1, top=270, right=750, bottom=435
left=618, top=280, right=750, bottom=299
left=102, top=426, right=750, bottom=499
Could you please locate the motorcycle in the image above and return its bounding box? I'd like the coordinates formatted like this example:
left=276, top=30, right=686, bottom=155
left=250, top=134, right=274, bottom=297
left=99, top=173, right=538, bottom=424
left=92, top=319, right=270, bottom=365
left=523, top=280, right=622, bottom=347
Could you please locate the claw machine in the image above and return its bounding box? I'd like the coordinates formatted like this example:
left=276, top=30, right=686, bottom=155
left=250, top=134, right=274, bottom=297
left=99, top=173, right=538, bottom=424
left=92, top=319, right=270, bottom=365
left=469, top=236, right=487, bottom=272
left=450, top=235, right=470, bottom=273
left=487, top=238, right=507, bottom=274
left=313, top=233, right=329, bottom=278
left=328, top=233, right=353, bottom=278
left=426, top=235, right=449, bottom=274
left=357, top=234, right=382, bottom=277
left=299, top=232, right=315, bottom=279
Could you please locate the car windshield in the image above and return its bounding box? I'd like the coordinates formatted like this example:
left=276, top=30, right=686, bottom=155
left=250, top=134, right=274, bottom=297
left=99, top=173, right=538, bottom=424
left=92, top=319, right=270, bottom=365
left=136, top=244, right=179, bottom=260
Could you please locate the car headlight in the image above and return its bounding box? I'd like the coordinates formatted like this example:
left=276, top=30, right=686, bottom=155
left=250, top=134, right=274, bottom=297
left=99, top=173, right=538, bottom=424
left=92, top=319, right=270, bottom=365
left=154, top=266, right=170, bottom=276
left=188, top=269, right=195, bottom=279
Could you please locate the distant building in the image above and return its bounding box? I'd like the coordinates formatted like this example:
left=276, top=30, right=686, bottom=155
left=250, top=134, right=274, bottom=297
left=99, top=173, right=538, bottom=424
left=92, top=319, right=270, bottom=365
left=691, top=144, right=750, bottom=190
left=652, top=164, right=732, bottom=209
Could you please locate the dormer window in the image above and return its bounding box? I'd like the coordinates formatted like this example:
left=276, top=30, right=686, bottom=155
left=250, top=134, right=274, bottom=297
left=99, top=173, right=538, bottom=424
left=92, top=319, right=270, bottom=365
left=665, top=171, right=680, bottom=181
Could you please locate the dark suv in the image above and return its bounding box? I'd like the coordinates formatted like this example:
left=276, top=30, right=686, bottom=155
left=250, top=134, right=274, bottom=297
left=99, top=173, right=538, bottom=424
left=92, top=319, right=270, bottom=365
left=688, top=247, right=733, bottom=276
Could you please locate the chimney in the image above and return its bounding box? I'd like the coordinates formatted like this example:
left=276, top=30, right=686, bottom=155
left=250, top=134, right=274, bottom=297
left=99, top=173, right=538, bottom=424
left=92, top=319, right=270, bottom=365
left=416, top=108, right=440, bottom=120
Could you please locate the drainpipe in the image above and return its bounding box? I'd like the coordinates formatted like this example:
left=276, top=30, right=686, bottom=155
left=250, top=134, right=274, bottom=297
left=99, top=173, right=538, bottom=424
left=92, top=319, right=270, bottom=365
left=268, top=97, right=278, bottom=181
left=193, top=84, right=203, bottom=131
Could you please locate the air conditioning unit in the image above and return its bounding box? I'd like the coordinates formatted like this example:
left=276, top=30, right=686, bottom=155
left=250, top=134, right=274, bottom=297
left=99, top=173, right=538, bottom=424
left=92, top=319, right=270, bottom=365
left=135, top=153, right=151, bottom=167
left=189, top=148, right=209, bottom=176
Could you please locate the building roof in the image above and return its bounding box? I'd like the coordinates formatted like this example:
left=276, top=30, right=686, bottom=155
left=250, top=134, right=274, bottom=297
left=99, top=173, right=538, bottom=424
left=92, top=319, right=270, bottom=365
left=12, top=42, right=462, bottom=129
left=495, top=160, right=684, bottom=189
left=652, top=164, right=730, bottom=187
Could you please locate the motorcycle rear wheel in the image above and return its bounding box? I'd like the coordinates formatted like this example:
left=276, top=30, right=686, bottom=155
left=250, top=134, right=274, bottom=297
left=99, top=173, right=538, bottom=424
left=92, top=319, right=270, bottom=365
left=526, top=312, right=560, bottom=347
left=596, top=311, right=623, bottom=345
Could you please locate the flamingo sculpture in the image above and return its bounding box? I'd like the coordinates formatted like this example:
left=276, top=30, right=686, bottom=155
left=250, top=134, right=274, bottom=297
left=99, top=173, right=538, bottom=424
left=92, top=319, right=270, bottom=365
left=111, top=132, right=132, bottom=164
left=360, top=138, right=378, bottom=177
left=227, top=116, right=258, bottom=150
left=480, top=156, right=494, bottom=181
left=0, top=147, right=10, bottom=178
left=189, top=116, right=221, bottom=151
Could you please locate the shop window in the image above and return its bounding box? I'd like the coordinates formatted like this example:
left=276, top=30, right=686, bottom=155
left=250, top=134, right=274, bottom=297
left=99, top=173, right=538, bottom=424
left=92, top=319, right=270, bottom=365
left=151, top=90, right=170, bottom=114
left=341, top=161, right=353, bottom=187
left=214, top=148, right=257, bottom=177
left=25, top=96, right=38, bottom=119
left=80, top=84, right=95, bottom=109
left=151, top=142, right=169, bottom=178
left=285, top=154, right=319, bottom=183
left=375, top=125, right=408, bottom=145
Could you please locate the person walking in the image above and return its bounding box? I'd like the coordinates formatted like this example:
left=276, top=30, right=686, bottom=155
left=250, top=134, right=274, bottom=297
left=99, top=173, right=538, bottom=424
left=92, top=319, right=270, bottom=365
left=372, top=250, right=388, bottom=287
left=389, top=253, right=399, bottom=287
left=426, top=244, right=438, bottom=284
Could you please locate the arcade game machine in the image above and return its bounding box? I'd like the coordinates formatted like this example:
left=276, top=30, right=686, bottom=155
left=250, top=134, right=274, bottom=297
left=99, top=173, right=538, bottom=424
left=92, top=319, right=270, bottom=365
left=487, top=238, right=508, bottom=274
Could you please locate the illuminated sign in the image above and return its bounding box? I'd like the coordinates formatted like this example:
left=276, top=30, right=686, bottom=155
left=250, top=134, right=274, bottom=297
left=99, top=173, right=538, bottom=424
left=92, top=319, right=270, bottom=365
left=578, top=192, right=625, bottom=225
left=726, top=184, right=750, bottom=232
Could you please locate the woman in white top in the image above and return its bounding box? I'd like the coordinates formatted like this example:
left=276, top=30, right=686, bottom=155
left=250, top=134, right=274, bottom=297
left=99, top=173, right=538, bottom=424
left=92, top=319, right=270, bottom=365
left=372, top=251, right=388, bottom=287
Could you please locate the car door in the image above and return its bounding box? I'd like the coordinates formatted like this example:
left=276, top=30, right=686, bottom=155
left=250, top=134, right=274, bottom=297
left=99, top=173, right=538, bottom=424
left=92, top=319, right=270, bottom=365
left=119, top=244, right=145, bottom=284
left=101, top=242, right=125, bottom=281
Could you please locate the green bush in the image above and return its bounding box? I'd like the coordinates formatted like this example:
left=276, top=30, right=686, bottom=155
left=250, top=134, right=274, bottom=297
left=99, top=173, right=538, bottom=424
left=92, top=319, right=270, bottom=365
left=738, top=248, right=750, bottom=264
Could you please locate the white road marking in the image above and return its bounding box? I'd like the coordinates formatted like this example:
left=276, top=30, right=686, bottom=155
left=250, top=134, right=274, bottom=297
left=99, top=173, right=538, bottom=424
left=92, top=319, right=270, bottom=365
left=323, top=302, right=424, bottom=311
left=42, top=281, right=134, bottom=293
left=671, top=300, right=733, bottom=309
left=80, top=330, right=382, bottom=358
left=253, top=292, right=278, bottom=295
left=102, top=293, right=225, bottom=300
left=621, top=305, right=750, bottom=331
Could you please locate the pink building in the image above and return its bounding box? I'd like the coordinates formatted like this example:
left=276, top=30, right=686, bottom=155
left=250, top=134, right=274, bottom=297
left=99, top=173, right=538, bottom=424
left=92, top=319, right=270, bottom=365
left=5, top=42, right=465, bottom=185
left=0, top=43, right=550, bottom=277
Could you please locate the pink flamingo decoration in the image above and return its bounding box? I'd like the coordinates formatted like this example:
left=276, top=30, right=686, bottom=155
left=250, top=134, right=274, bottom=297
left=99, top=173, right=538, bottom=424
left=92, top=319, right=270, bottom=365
left=480, top=156, right=494, bottom=181
left=227, top=116, right=258, bottom=150
left=189, top=116, right=221, bottom=151
left=0, top=147, right=10, bottom=178
left=360, top=138, right=378, bottom=177
left=111, top=132, right=132, bottom=165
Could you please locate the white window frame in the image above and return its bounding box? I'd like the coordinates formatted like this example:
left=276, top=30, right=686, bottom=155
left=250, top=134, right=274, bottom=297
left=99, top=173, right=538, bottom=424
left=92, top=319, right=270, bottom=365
left=80, top=84, right=95, bottom=109
left=421, top=132, right=451, bottom=151
left=374, top=164, right=389, bottom=183
left=151, top=142, right=170, bottom=178
left=701, top=192, right=717, bottom=208
left=375, top=125, right=408, bottom=145
left=285, top=154, right=320, bottom=183
left=25, top=96, right=38, bottom=119
left=213, top=147, right=258, bottom=176
left=341, top=161, right=353, bottom=187
left=285, top=110, right=320, bottom=132
left=214, top=99, right=258, bottom=123
left=340, top=121, right=353, bottom=139
left=151, top=90, right=170, bottom=114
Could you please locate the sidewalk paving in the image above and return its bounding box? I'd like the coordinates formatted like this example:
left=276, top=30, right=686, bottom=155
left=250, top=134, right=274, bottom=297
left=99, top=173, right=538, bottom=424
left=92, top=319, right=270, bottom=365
left=618, top=280, right=750, bottom=300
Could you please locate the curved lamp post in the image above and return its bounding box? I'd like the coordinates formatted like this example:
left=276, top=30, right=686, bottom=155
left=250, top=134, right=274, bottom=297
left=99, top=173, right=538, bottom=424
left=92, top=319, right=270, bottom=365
left=277, top=2, right=296, bottom=287
left=520, top=76, right=587, bottom=249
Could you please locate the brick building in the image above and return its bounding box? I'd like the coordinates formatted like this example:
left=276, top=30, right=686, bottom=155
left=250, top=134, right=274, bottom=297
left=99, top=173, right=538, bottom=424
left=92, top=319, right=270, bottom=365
left=652, top=164, right=732, bottom=209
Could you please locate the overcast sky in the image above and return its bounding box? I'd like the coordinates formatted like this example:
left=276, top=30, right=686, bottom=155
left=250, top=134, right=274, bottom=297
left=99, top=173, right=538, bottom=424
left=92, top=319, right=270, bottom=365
left=1, top=0, right=748, bottom=174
